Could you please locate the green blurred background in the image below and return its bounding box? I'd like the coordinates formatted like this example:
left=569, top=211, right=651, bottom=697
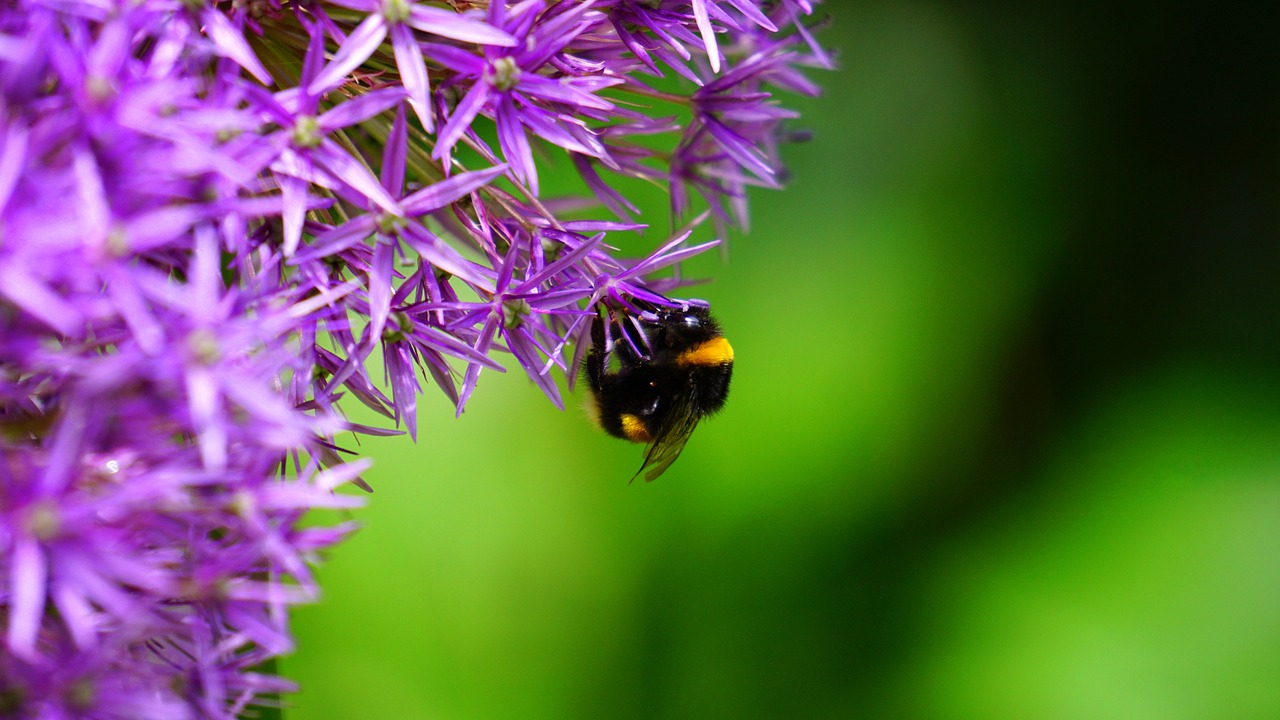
left=287, top=3, right=1280, bottom=718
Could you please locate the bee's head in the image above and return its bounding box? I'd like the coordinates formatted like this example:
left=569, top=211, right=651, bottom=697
left=652, top=305, right=722, bottom=349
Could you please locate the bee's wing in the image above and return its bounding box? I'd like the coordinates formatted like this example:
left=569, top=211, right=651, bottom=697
left=632, top=395, right=700, bottom=483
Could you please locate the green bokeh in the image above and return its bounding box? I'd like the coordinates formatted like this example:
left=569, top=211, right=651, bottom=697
left=287, top=3, right=1280, bottom=718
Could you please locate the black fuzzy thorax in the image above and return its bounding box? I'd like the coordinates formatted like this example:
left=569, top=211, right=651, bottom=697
left=587, top=304, right=733, bottom=442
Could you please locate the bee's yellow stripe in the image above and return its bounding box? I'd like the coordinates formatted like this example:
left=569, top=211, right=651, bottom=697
left=620, top=414, right=652, bottom=443
left=677, top=336, right=734, bottom=367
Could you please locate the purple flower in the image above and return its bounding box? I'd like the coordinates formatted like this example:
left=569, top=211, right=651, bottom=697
left=0, top=0, right=829, bottom=714
left=305, top=0, right=517, bottom=130
left=404, top=224, right=604, bottom=412
left=427, top=0, right=621, bottom=193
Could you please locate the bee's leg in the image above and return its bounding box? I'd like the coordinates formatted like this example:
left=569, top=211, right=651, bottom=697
left=616, top=312, right=651, bottom=364
left=586, top=306, right=607, bottom=393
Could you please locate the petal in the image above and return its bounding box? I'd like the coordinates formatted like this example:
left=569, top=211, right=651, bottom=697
left=317, top=86, right=406, bottom=131
left=105, top=264, right=165, bottom=355
left=0, top=123, right=27, bottom=211
left=52, top=581, right=98, bottom=650
left=455, top=313, right=501, bottom=416
left=201, top=8, right=274, bottom=85
left=571, top=153, right=638, bottom=220
left=519, top=232, right=604, bottom=288
left=420, top=43, right=487, bottom=74
left=407, top=6, right=517, bottom=46
left=400, top=224, right=495, bottom=291
left=280, top=174, right=309, bottom=256
left=385, top=343, right=421, bottom=440
left=383, top=104, right=409, bottom=193
left=624, top=233, right=721, bottom=278
left=433, top=79, right=491, bottom=160
left=418, top=346, right=461, bottom=406
left=324, top=0, right=379, bottom=9
left=368, top=238, right=395, bottom=345
left=122, top=205, right=205, bottom=253
left=401, top=164, right=507, bottom=215
left=187, top=365, right=227, bottom=472
left=495, top=97, right=536, bottom=193
left=312, top=140, right=402, bottom=214
left=412, top=324, right=506, bottom=369
left=0, top=265, right=83, bottom=336
left=518, top=106, right=606, bottom=158
left=313, top=459, right=375, bottom=492
left=291, top=216, right=377, bottom=264
left=505, top=328, right=561, bottom=409
left=516, top=74, right=616, bottom=111
left=690, top=0, right=721, bottom=73
left=306, top=13, right=388, bottom=96
left=703, top=116, right=777, bottom=180
left=390, top=24, right=433, bottom=133
left=7, top=538, right=47, bottom=660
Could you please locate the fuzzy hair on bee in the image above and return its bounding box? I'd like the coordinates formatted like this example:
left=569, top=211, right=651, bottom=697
left=585, top=300, right=734, bottom=482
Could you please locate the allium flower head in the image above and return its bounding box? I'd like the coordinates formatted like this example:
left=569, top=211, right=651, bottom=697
left=0, top=0, right=828, bottom=713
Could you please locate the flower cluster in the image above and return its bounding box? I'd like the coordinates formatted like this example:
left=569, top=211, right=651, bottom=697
left=0, top=0, right=827, bottom=715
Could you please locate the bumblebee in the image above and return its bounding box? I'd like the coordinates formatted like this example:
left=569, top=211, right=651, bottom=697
left=585, top=300, right=734, bottom=482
